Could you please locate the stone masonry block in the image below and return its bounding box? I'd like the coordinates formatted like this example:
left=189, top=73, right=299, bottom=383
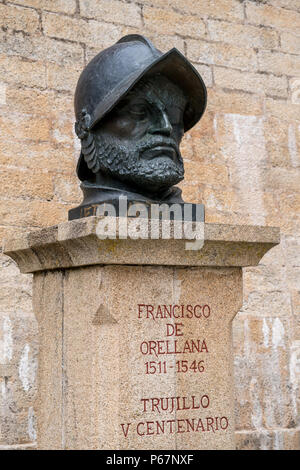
left=187, top=39, right=257, bottom=71
left=80, top=0, right=142, bottom=27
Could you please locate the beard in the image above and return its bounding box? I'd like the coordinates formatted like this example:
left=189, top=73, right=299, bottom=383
left=93, top=133, right=184, bottom=195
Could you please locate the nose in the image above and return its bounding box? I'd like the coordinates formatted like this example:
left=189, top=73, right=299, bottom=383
left=149, top=109, right=173, bottom=136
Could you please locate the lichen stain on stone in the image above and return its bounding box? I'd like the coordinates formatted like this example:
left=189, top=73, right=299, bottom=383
left=236, top=317, right=292, bottom=444
left=273, top=430, right=284, bottom=450
left=288, top=124, right=298, bottom=169
left=0, top=315, right=13, bottom=363
left=27, top=406, right=37, bottom=441
left=0, top=82, right=6, bottom=105
left=289, top=340, right=300, bottom=420
left=250, top=376, right=263, bottom=430
left=18, top=344, right=37, bottom=392
left=262, top=318, right=269, bottom=348
left=271, top=318, right=285, bottom=348
left=220, top=113, right=266, bottom=226
left=173, top=279, right=182, bottom=304
left=97, top=239, right=119, bottom=255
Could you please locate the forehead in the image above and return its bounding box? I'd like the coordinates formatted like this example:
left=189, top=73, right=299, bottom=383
left=127, top=74, right=187, bottom=109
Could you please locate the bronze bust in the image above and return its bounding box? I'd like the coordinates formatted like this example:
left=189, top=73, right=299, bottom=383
left=69, top=34, right=207, bottom=220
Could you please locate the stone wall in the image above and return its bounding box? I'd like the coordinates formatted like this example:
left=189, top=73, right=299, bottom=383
left=0, top=0, right=299, bottom=450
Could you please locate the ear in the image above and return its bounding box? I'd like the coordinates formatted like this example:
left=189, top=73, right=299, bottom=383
left=75, top=108, right=91, bottom=139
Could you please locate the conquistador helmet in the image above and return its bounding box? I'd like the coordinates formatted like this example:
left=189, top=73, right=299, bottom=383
left=74, top=34, right=207, bottom=181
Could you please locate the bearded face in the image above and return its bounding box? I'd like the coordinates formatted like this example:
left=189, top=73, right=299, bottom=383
left=82, top=74, right=187, bottom=195
left=93, top=132, right=184, bottom=193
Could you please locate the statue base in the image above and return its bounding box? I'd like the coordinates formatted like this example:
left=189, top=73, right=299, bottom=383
left=4, top=217, right=279, bottom=450
left=68, top=199, right=205, bottom=222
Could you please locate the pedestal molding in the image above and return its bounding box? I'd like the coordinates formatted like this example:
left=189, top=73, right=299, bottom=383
left=4, top=217, right=280, bottom=273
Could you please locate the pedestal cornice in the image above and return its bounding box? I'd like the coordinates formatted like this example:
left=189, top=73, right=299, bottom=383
left=3, top=217, right=280, bottom=273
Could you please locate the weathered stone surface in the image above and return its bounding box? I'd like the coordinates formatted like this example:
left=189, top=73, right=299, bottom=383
left=13, top=0, right=77, bottom=14
left=0, top=32, right=84, bottom=67
left=214, top=67, right=288, bottom=98
left=4, top=218, right=280, bottom=274
left=0, top=4, right=40, bottom=34
left=3, top=222, right=280, bottom=449
left=26, top=261, right=244, bottom=449
left=187, top=39, right=257, bottom=72
left=0, top=257, right=38, bottom=446
left=191, top=63, right=213, bottom=88
left=0, top=0, right=299, bottom=451
left=233, top=316, right=297, bottom=431
left=0, top=55, right=47, bottom=89
left=137, top=0, right=245, bottom=22
left=207, top=89, right=264, bottom=116
left=80, top=0, right=142, bottom=27
left=46, top=62, right=82, bottom=93
left=280, top=31, right=300, bottom=54
left=33, top=271, right=63, bottom=449
left=246, top=2, right=300, bottom=33
left=143, top=7, right=206, bottom=39
left=0, top=168, right=53, bottom=200
left=56, top=266, right=241, bottom=449
left=258, top=50, right=300, bottom=77
left=208, top=20, right=279, bottom=49
left=42, top=12, right=120, bottom=47
left=235, top=429, right=300, bottom=450
left=4, top=218, right=279, bottom=450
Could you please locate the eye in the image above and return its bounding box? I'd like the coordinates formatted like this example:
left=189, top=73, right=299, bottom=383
left=129, top=104, right=148, bottom=119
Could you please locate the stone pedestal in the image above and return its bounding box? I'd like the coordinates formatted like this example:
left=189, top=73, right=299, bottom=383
left=4, top=217, right=279, bottom=450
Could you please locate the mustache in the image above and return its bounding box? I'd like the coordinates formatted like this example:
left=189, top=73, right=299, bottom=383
left=134, top=136, right=178, bottom=153
left=95, top=133, right=179, bottom=153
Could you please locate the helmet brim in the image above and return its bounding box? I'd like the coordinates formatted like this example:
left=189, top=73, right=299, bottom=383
left=89, top=48, right=207, bottom=132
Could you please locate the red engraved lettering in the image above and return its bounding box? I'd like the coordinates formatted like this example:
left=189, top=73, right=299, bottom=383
left=203, top=305, right=210, bottom=318
left=146, top=421, right=155, bottom=435
left=182, top=396, right=191, bottom=410
left=194, top=305, right=202, bottom=318
left=186, top=418, right=195, bottom=432
left=136, top=422, right=145, bottom=436
left=206, top=417, right=215, bottom=433
left=157, top=341, right=164, bottom=355
left=166, top=323, right=183, bottom=337
left=177, top=419, right=186, bottom=433
left=201, top=395, right=210, bottom=408
left=161, top=398, right=169, bottom=411
left=172, top=305, right=180, bottom=318
left=141, top=398, right=149, bottom=412
left=163, top=305, right=172, bottom=319
left=140, top=342, right=148, bottom=355
left=156, top=420, right=165, bottom=435
left=120, top=423, right=131, bottom=438
left=146, top=305, right=154, bottom=320
left=156, top=305, right=163, bottom=318
left=175, top=323, right=184, bottom=336
left=192, top=395, right=200, bottom=410
left=186, top=305, right=193, bottom=318
left=182, top=341, right=192, bottom=353
left=149, top=341, right=158, bottom=358
left=166, top=324, right=175, bottom=337
left=138, top=304, right=145, bottom=319
left=215, top=416, right=219, bottom=431
left=220, top=417, right=229, bottom=430
left=191, top=395, right=200, bottom=410
left=151, top=398, right=160, bottom=413
left=196, top=418, right=205, bottom=432
left=166, top=419, right=176, bottom=434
